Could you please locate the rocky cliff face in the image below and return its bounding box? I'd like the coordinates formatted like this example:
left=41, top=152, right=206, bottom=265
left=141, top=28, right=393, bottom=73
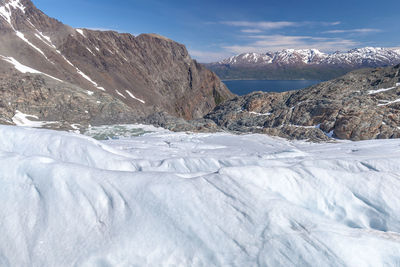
left=0, top=0, right=233, bottom=128
left=206, top=64, right=400, bottom=141
left=0, top=71, right=145, bottom=131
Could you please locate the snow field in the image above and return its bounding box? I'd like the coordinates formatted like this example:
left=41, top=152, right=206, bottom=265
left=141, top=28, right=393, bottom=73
left=0, top=125, right=400, bottom=266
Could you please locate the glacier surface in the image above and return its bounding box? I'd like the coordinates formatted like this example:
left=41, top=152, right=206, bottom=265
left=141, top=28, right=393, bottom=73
left=1, top=125, right=400, bottom=266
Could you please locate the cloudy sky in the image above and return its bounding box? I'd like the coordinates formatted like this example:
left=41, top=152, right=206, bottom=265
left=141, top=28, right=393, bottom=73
left=34, top=0, right=400, bottom=62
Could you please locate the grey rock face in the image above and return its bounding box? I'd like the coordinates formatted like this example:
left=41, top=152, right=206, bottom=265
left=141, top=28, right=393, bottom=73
left=0, top=71, right=145, bottom=131
left=0, top=70, right=221, bottom=133
left=206, top=64, right=400, bottom=141
left=141, top=112, right=220, bottom=133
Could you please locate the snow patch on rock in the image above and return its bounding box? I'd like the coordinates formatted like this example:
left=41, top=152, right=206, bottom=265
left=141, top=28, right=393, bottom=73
left=116, top=90, right=126, bottom=99
left=248, top=111, right=271, bottom=116
left=368, top=87, right=396, bottom=94
left=378, top=98, right=400, bottom=106
left=125, top=90, right=145, bottom=103
left=0, top=0, right=25, bottom=26
left=55, top=51, right=106, bottom=91
left=12, top=111, right=58, bottom=127
left=0, top=55, right=63, bottom=82
left=15, top=31, right=48, bottom=59
left=76, top=29, right=85, bottom=37
left=34, top=32, right=57, bottom=49
left=86, top=47, right=95, bottom=56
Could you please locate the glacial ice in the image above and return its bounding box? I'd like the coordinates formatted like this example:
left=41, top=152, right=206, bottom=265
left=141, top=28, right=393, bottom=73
left=0, top=125, right=400, bottom=266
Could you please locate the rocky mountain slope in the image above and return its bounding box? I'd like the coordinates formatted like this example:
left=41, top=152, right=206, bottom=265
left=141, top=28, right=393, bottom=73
left=206, top=64, right=400, bottom=141
left=0, top=0, right=233, bottom=130
left=206, top=48, right=400, bottom=80
left=0, top=70, right=145, bottom=131
left=2, top=0, right=400, bottom=142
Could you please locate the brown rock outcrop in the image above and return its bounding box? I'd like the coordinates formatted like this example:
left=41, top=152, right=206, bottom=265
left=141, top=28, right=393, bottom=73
left=0, top=0, right=233, bottom=127
left=206, top=64, right=400, bottom=141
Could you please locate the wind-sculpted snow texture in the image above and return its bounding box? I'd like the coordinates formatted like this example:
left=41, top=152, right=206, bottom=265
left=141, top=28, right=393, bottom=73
left=1, top=125, right=400, bottom=266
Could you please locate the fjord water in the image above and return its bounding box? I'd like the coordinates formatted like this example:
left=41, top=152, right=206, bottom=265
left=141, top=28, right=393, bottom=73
left=223, top=80, right=323, bottom=95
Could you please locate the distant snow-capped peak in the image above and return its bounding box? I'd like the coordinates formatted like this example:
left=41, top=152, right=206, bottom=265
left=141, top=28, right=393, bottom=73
left=218, top=47, right=400, bottom=66
left=223, top=52, right=274, bottom=65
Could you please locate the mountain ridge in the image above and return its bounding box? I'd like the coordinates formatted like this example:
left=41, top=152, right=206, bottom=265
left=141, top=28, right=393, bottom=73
left=206, top=47, right=400, bottom=80
left=0, top=0, right=233, bottom=130
left=217, top=47, right=400, bottom=66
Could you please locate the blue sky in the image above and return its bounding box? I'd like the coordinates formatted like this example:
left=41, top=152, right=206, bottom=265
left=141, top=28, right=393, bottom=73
left=34, top=0, right=400, bottom=62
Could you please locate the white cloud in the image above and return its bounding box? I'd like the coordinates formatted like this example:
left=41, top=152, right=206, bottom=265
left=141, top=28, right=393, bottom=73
left=85, top=27, right=143, bottom=36
left=221, top=21, right=298, bottom=30
left=189, top=50, right=233, bottom=63
left=323, top=28, right=381, bottom=34
left=221, top=20, right=342, bottom=30
left=241, top=29, right=263, bottom=33
left=323, top=21, right=341, bottom=26
left=86, top=27, right=126, bottom=33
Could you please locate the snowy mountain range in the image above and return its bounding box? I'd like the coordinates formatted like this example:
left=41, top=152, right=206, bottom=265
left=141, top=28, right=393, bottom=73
left=218, top=47, right=400, bottom=66
left=207, top=47, right=400, bottom=80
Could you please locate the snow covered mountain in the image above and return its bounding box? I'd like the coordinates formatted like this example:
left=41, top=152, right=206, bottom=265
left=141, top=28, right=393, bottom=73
left=207, top=47, right=400, bottom=80
left=218, top=47, right=400, bottom=66
left=1, top=124, right=400, bottom=266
